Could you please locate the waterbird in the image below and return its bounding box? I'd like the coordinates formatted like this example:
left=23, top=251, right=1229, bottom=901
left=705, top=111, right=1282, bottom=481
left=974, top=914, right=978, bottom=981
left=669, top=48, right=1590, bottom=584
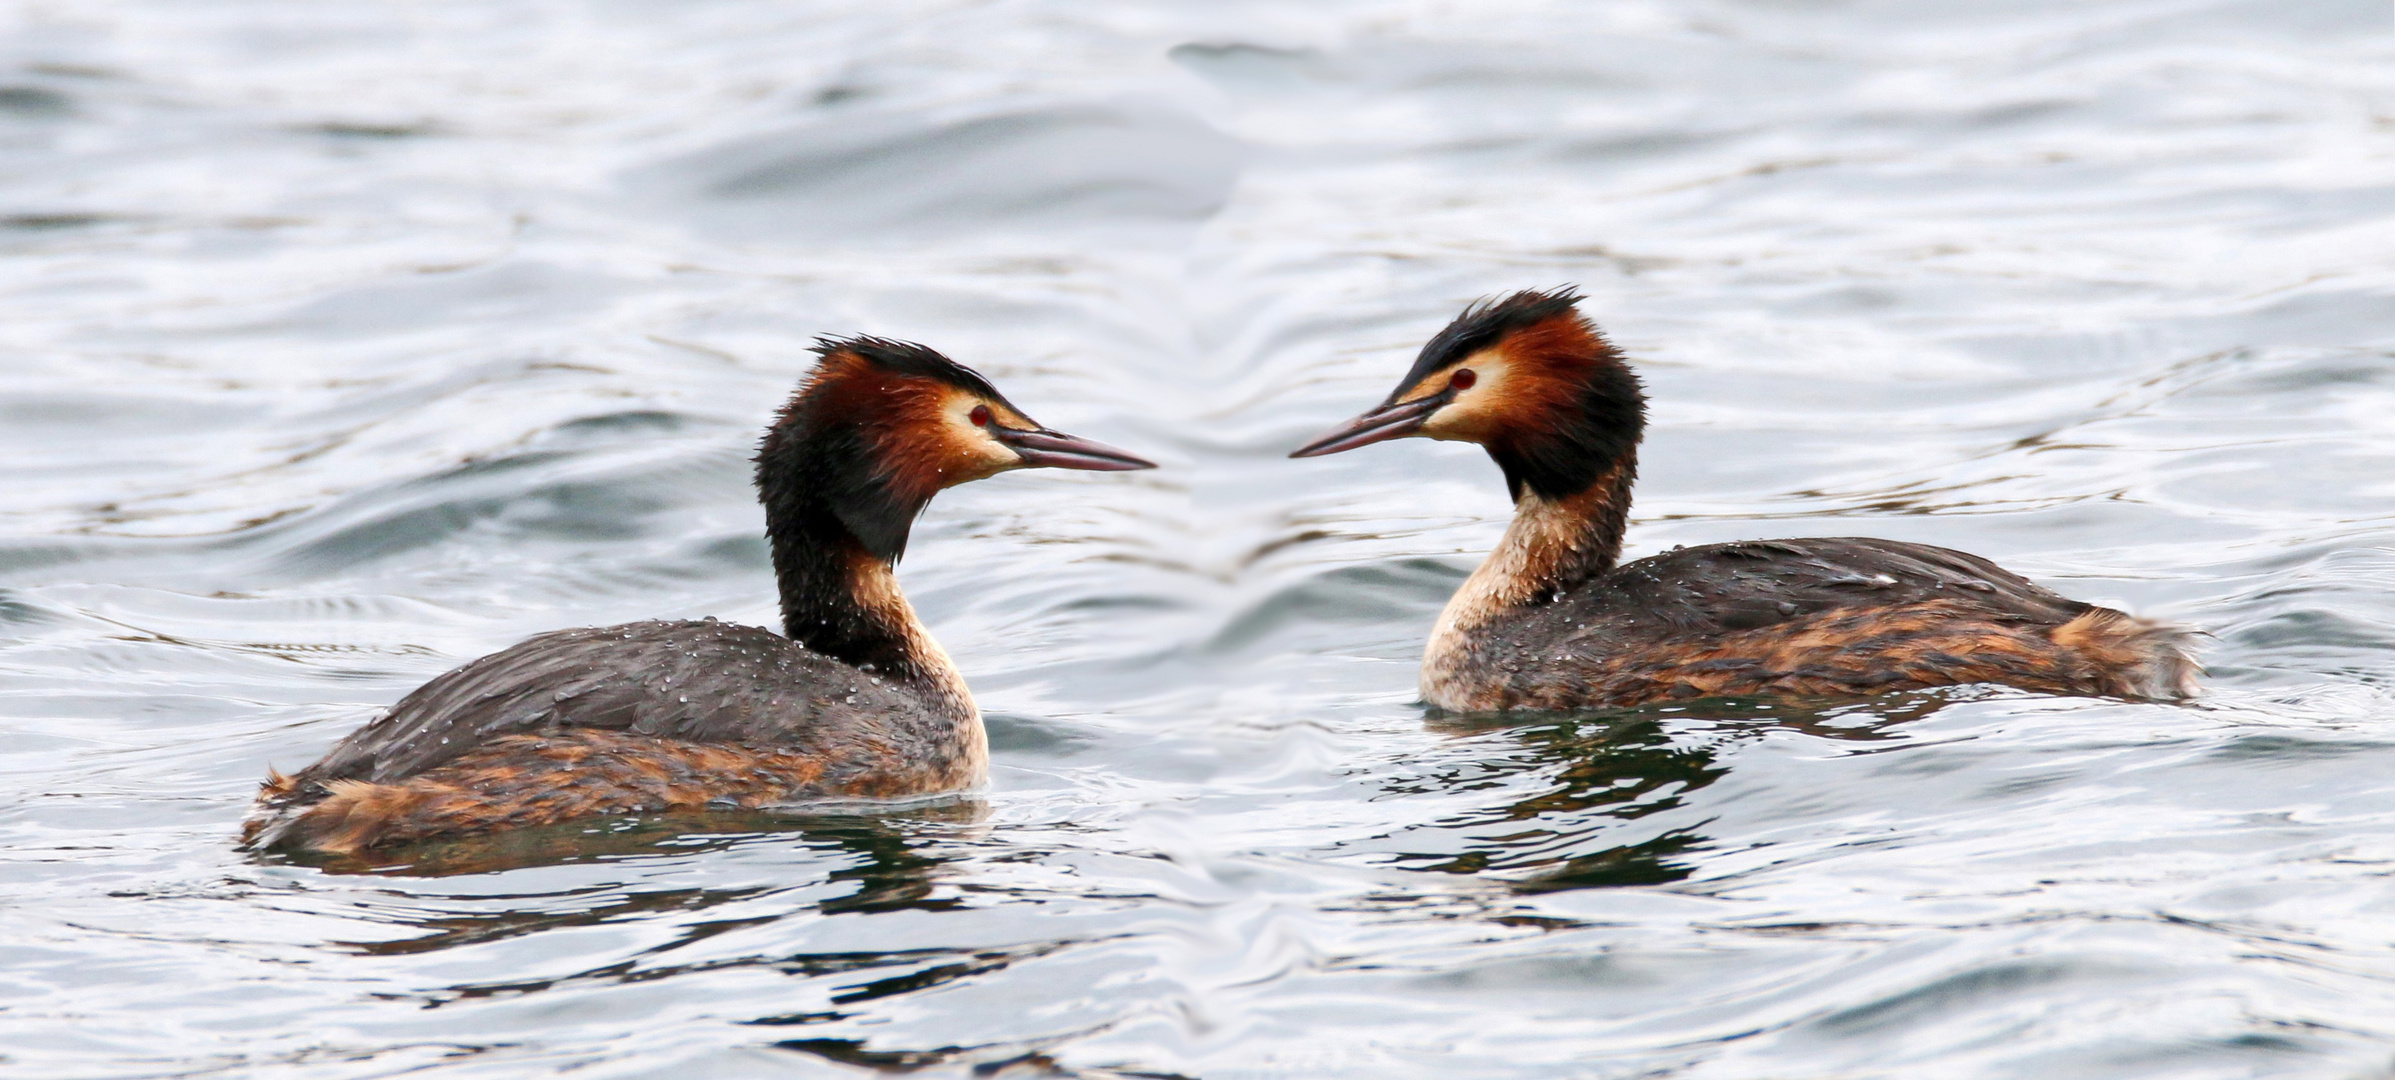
left=244, top=337, right=1154, bottom=854
left=1291, top=287, right=2197, bottom=711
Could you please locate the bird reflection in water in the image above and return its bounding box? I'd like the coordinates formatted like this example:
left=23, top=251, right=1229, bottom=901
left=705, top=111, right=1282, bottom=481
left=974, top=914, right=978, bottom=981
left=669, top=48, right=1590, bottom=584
left=301, top=799, right=1090, bottom=1075
left=1388, top=692, right=1953, bottom=892
left=314, top=802, right=993, bottom=1017
left=279, top=797, right=985, bottom=891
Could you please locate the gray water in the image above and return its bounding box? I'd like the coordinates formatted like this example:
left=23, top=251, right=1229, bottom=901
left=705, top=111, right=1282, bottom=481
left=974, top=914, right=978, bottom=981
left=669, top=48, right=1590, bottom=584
left=4, top=1, right=2394, bottom=1076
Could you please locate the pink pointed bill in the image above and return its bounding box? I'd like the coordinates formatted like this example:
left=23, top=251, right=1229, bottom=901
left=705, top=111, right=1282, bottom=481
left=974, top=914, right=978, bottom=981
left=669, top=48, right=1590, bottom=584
left=996, top=427, right=1157, bottom=471
left=1288, top=395, right=1445, bottom=458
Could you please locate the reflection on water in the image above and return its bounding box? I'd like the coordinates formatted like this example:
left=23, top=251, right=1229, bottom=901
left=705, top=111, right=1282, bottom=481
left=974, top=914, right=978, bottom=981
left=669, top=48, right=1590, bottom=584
left=1375, top=696, right=1943, bottom=891
left=4, top=0, right=2395, bottom=1077
left=1394, top=712, right=1728, bottom=887
left=278, top=802, right=985, bottom=891
left=343, top=805, right=1000, bottom=1022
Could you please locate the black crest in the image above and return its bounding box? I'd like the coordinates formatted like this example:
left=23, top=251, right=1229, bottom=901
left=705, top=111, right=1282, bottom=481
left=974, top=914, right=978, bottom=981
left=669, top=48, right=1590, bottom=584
left=1395, top=286, right=1586, bottom=398
left=819, top=335, right=1006, bottom=401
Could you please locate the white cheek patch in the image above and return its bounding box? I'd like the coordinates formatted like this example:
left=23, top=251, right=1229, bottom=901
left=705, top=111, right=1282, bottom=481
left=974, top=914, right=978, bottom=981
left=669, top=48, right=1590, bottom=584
left=955, top=412, right=1018, bottom=472
left=937, top=395, right=1028, bottom=479
left=1420, top=352, right=1515, bottom=442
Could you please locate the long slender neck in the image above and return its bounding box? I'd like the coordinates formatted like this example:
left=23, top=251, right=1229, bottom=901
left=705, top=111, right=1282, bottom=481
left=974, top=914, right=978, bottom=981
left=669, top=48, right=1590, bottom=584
left=767, top=503, right=975, bottom=723
left=1430, top=454, right=1637, bottom=646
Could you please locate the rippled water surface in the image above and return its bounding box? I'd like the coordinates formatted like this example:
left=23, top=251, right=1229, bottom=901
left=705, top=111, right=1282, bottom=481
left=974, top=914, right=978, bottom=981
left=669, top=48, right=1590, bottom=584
left=5, top=1, right=2395, bottom=1076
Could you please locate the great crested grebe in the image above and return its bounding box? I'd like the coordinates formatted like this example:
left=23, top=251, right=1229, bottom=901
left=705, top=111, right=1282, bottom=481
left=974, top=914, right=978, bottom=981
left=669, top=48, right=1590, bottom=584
left=245, top=337, right=1154, bottom=854
left=1292, top=288, right=2197, bottom=712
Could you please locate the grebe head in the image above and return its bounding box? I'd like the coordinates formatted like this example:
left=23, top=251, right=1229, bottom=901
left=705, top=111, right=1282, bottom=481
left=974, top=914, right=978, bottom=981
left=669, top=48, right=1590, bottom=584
left=758, top=336, right=1154, bottom=559
left=1290, top=287, right=1645, bottom=501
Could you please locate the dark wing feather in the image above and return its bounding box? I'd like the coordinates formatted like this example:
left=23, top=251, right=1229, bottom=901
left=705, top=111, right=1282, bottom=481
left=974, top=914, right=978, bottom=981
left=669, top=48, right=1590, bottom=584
left=1560, top=537, right=2092, bottom=642
left=290, top=619, right=934, bottom=787
left=1445, top=537, right=2185, bottom=709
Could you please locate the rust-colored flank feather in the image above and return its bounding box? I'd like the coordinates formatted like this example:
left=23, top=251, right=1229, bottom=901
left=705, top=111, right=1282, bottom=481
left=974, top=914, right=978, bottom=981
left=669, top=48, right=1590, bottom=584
left=1296, top=287, right=2199, bottom=713
left=244, top=337, right=1151, bottom=857
left=245, top=731, right=842, bottom=856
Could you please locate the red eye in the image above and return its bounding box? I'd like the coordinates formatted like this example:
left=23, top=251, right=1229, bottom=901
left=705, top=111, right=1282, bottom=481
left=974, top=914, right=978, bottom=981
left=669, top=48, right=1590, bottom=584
left=1450, top=368, right=1477, bottom=390
left=969, top=404, right=992, bottom=426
